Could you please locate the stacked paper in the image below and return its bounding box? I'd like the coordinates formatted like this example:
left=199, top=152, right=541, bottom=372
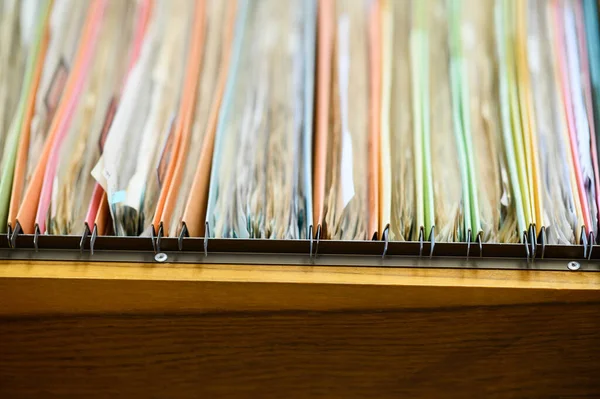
left=0, top=0, right=599, bottom=248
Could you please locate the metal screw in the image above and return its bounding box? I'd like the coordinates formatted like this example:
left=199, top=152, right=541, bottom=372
left=155, top=253, right=168, bottom=263
left=567, top=261, right=581, bottom=271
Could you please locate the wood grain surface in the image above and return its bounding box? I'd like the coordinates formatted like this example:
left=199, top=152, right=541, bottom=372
left=1, top=261, right=599, bottom=397
left=1, top=303, right=599, bottom=398
left=1, top=260, right=600, bottom=315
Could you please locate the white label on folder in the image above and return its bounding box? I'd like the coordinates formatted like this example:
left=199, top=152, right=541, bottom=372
left=340, top=129, right=355, bottom=208
left=338, top=15, right=355, bottom=209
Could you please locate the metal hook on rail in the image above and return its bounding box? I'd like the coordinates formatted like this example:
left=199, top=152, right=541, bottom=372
left=381, top=225, right=390, bottom=259
left=178, top=223, right=188, bottom=251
